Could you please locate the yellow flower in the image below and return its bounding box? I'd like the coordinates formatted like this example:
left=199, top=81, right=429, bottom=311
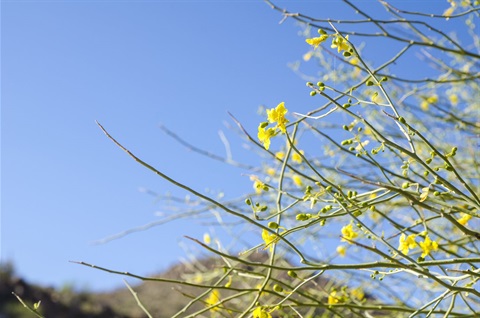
left=292, top=150, right=304, bottom=164
left=203, top=233, right=211, bottom=244
left=292, top=175, right=303, bottom=187
left=253, top=307, right=272, bottom=318
left=449, top=93, right=459, bottom=105
left=275, top=151, right=285, bottom=160
left=266, top=167, right=275, bottom=176
left=205, top=290, right=221, bottom=311
left=267, top=102, right=289, bottom=134
left=443, top=6, right=455, bottom=16
left=421, top=95, right=438, bottom=110
left=458, top=213, right=472, bottom=226
left=262, top=229, right=279, bottom=252
left=419, top=235, right=439, bottom=258
left=253, top=179, right=265, bottom=194
left=427, top=95, right=438, bottom=104
left=420, top=100, right=429, bottom=111
left=303, top=51, right=314, bottom=61
left=351, top=287, right=365, bottom=301
left=328, top=290, right=346, bottom=305
left=258, top=124, right=275, bottom=150
left=305, top=34, right=329, bottom=48
left=331, top=34, right=350, bottom=53
left=336, top=245, right=347, bottom=257
left=341, top=224, right=358, bottom=243
left=398, top=233, right=417, bottom=255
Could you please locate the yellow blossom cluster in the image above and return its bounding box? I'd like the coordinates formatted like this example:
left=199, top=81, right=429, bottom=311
left=398, top=233, right=439, bottom=258
left=253, top=307, right=272, bottom=318
left=457, top=213, right=472, bottom=226
left=205, top=290, right=221, bottom=311
left=262, top=229, right=279, bottom=252
left=331, top=34, right=350, bottom=53
left=341, top=224, right=358, bottom=243
left=258, top=102, right=289, bottom=150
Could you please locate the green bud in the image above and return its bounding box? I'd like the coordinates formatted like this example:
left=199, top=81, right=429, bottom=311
left=296, top=213, right=309, bottom=221
left=426, top=158, right=432, bottom=164
left=310, top=91, right=317, bottom=97
left=343, top=103, right=351, bottom=108
left=366, top=80, right=374, bottom=86
left=268, top=222, right=279, bottom=229
left=260, top=122, right=269, bottom=129
left=343, top=51, right=351, bottom=57
left=287, top=270, right=298, bottom=278
left=317, top=81, right=325, bottom=87
left=401, top=182, right=410, bottom=189
left=343, top=125, right=349, bottom=131
left=273, top=284, right=283, bottom=293
left=306, top=82, right=313, bottom=86
left=245, top=198, right=252, bottom=205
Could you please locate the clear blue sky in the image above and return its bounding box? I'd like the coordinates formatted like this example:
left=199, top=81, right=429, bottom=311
left=2, top=0, right=458, bottom=292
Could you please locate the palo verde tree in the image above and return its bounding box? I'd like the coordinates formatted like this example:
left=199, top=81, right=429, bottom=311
left=66, top=1, right=480, bottom=317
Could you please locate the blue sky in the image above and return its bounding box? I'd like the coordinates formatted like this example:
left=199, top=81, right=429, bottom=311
left=2, top=0, right=329, bottom=291
left=2, top=0, right=459, bottom=292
